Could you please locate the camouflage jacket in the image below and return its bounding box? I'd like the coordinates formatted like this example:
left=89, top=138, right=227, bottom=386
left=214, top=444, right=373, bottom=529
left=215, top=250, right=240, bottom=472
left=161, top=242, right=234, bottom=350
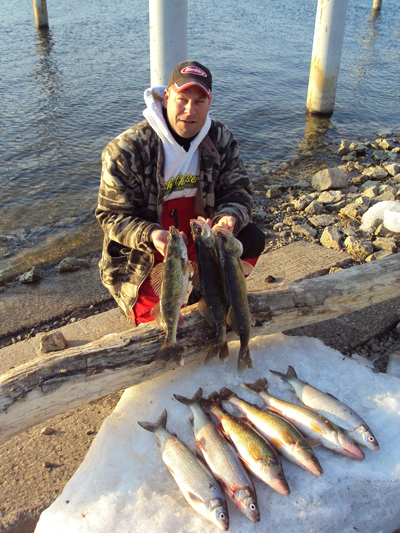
left=95, top=118, right=253, bottom=317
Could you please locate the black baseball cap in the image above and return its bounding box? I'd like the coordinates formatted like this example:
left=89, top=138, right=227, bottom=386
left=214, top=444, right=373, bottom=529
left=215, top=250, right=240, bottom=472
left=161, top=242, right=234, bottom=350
left=168, top=60, right=212, bottom=98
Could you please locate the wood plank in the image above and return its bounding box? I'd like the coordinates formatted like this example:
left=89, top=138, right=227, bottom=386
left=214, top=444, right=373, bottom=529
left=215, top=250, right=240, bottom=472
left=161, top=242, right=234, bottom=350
left=1, top=254, right=399, bottom=445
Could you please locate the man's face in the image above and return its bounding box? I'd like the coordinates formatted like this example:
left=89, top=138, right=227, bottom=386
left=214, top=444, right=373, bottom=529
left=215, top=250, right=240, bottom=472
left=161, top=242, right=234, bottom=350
left=164, top=85, right=211, bottom=138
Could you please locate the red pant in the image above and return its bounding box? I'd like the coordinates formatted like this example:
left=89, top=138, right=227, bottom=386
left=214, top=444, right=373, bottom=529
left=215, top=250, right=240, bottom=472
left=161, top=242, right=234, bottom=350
left=130, top=198, right=258, bottom=325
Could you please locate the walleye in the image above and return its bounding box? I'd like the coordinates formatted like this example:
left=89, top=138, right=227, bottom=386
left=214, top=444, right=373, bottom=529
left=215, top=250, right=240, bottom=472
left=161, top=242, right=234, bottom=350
left=174, top=389, right=260, bottom=523
left=219, top=387, right=323, bottom=476
left=214, top=227, right=255, bottom=372
left=190, top=219, right=229, bottom=363
left=138, top=410, right=229, bottom=531
left=270, top=365, right=379, bottom=451
left=243, top=378, right=365, bottom=461
left=203, top=393, right=290, bottom=496
left=151, top=226, right=192, bottom=365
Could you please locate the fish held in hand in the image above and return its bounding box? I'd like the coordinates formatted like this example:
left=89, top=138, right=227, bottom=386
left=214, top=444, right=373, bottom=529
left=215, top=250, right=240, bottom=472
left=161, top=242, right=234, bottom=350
left=203, top=392, right=290, bottom=496
left=243, top=378, right=365, bottom=461
left=219, top=387, right=323, bottom=476
left=138, top=409, right=229, bottom=531
left=214, top=227, right=255, bottom=372
left=151, top=226, right=192, bottom=366
left=270, top=365, right=379, bottom=452
left=190, top=219, right=229, bottom=363
left=174, top=388, right=260, bottom=523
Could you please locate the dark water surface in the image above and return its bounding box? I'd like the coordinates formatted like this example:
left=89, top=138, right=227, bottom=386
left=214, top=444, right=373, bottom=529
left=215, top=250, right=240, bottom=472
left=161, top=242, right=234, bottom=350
left=1, top=0, right=399, bottom=280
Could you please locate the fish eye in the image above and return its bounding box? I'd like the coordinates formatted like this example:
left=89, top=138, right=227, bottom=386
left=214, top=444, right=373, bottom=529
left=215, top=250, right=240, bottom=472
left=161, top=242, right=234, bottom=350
left=250, top=503, right=256, bottom=511
left=368, top=436, right=375, bottom=442
left=219, top=512, right=226, bottom=520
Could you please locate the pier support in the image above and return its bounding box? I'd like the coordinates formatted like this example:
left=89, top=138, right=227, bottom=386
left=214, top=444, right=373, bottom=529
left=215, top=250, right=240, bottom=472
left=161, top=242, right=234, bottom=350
left=306, top=0, right=348, bottom=117
left=32, top=0, right=49, bottom=29
left=149, top=0, right=188, bottom=86
left=372, top=0, right=382, bottom=10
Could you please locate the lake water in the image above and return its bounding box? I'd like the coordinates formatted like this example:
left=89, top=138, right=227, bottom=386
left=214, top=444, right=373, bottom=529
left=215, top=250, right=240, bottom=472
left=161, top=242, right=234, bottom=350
left=1, top=0, right=399, bottom=281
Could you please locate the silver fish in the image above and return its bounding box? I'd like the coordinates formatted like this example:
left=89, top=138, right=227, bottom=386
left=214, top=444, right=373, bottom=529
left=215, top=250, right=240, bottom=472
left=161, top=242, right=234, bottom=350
left=219, top=387, right=323, bottom=476
left=243, top=378, right=365, bottom=461
left=138, top=409, right=229, bottom=531
left=270, top=365, right=379, bottom=451
left=174, top=389, right=260, bottom=523
left=214, top=227, right=255, bottom=372
left=203, top=393, right=290, bottom=496
left=151, top=226, right=192, bottom=365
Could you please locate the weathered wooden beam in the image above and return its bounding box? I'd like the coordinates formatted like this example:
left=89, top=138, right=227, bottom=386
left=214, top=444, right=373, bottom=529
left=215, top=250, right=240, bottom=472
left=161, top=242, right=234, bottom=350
left=1, top=254, right=399, bottom=445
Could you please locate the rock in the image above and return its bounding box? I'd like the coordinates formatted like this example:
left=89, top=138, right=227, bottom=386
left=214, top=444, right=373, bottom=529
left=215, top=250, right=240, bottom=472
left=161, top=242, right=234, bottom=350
left=291, top=194, right=314, bottom=211
left=339, top=202, right=368, bottom=219
left=320, top=226, right=343, bottom=250
left=362, top=166, right=388, bottom=180
left=376, top=138, right=393, bottom=150
left=291, top=224, right=317, bottom=239
left=384, top=163, right=400, bottom=176
left=308, top=214, right=338, bottom=228
left=317, top=190, right=344, bottom=204
left=305, top=201, right=323, bottom=216
left=366, top=250, right=394, bottom=262
left=39, top=331, right=68, bottom=353
left=19, top=266, right=42, bottom=284
left=373, top=237, right=397, bottom=252
left=57, top=257, right=90, bottom=273
left=312, top=167, right=347, bottom=192
left=265, top=186, right=282, bottom=198
left=361, top=186, right=379, bottom=199
left=338, top=139, right=351, bottom=156
left=41, top=427, right=55, bottom=435
left=344, top=236, right=374, bottom=259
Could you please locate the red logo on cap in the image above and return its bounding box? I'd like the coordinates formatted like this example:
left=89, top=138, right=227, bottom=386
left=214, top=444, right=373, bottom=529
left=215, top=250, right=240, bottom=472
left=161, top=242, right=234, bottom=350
left=181, top=66, right=207, bottom=78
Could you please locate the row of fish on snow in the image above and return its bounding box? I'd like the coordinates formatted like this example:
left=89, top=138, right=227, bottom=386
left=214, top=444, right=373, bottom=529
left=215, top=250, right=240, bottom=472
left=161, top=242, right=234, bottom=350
left=150, top=219, right=255, bottom=372
left=139, top=366, right=379, bottom=530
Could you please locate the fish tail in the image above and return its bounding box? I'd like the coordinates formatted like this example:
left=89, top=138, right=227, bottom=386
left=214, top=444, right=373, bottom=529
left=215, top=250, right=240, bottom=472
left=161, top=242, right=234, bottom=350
left=204, top=342, right=220, bottom=365
left=218, top=341, right=229, bottom=361
left=219, top=387, right=235, bottom=401
left=237, top=346, right=253, bottom=373
left=241, top=378, right=269, bottom=394
left=138, top=409, right=168, bottom=433
left=156, top=342, right=183, bottom=366
left=173, top=388, right=203, bottom=406
left=270, top=365, right=297, bottom=381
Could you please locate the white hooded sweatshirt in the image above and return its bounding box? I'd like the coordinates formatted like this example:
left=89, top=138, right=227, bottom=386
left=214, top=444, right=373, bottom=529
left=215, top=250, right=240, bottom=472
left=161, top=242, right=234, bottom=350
left=143, top=87, right=212, bottom=201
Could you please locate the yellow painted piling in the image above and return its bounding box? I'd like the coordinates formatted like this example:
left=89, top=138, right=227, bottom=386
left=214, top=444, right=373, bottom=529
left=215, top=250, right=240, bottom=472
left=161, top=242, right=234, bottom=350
left=32, top=0, right=49, bottom=29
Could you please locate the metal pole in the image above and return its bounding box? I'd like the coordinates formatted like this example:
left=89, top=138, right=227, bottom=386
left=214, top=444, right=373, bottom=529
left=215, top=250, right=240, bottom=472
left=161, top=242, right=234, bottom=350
left=372, top=0, right=382, bottom=10
left=149, top=0, right=188, bottom=86
left=32, top=0, right=49, bottom=28
left=306, top=0, right=348, bottom=117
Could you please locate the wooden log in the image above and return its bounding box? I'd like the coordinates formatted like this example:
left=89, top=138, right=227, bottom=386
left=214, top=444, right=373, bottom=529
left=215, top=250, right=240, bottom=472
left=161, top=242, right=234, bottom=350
left=1, top=254, right=400, bottom=445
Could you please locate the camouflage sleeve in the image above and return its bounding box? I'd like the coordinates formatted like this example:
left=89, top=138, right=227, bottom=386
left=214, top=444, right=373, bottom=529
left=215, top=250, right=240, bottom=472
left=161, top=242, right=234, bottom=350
left=95, top=123, right=163, bottom=253
left=211, top=124, right=253, bottom=234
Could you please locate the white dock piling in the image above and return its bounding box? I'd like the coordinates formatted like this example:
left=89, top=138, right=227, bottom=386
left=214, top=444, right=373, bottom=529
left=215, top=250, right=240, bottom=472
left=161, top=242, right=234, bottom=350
left=372, top=0, right=382, bottom=10
left=149, top=0, right=188, bottom=86
left=306, top=0, right=348, bottom=117
left=32, top=0, right=49, bottom=28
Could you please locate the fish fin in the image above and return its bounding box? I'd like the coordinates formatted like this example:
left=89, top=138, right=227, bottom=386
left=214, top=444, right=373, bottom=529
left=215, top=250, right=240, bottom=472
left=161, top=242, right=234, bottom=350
left=156, top=343, right=183, bottom=366
left=240, top=260, right=254, bottom=276
left=190, top=261, right=201, bottom=290
left=306, top=437, right=322, bottom=447
left=326, top=392, right=341, bottom=401
left=173, top=388, right=203, bottom=406
left=177, top=312, right=187, bottom=328
left=137, top=409, right=167, bottom=433
left=241, top=378, right=268, bottom=394
left=250, top=313, right=256, bottom=327
left=150, top=301, right=164, bottom=328
left=269, top=365, right=297, bottom=382
left=218, top=341, right=229, bottom=361
left=219, top=387, right=235, bottom=400
left=237, top=346, right=253, bottom=373
left=149, top=263, right=164, bottom=296
left=204, top=342, right=220, bottom=364
left=197, top=297, right=215, bottom=326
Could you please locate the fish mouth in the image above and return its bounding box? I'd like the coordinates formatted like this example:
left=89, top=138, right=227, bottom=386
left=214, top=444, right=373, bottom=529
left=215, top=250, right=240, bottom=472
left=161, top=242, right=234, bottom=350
left=337, top=434, right=365, bottom=460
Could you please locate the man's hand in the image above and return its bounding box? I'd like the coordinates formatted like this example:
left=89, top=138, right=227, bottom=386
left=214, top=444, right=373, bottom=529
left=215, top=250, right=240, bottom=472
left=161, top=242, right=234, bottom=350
left=213, top=215, right=236, bottom=235
left=150, top=229, right=169, bottom=256
left=150, top=228, right=188, bottom=256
